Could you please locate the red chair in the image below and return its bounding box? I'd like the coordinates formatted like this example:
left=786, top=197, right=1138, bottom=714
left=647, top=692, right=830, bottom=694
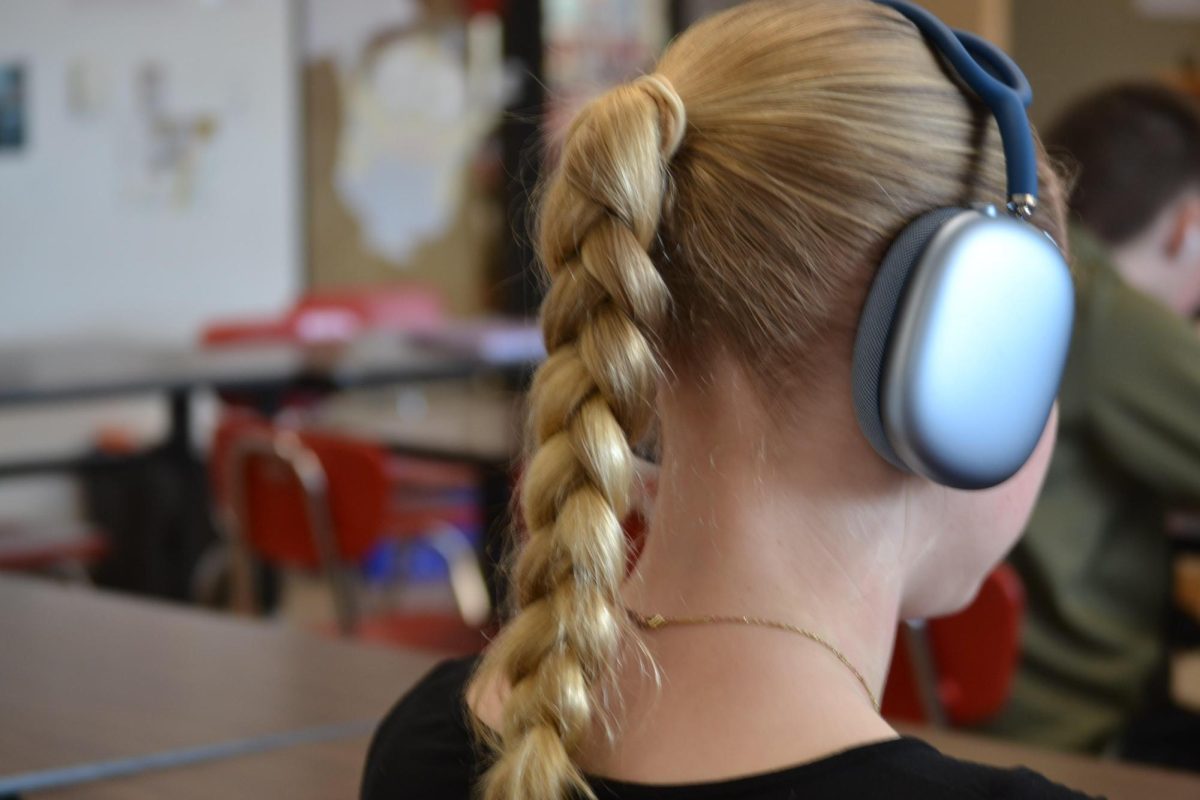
left=881, top=564, right=1026, bottom=726
left=211, top=412, right=491, bottom=655
left=200, top=316, right=295, bottom=348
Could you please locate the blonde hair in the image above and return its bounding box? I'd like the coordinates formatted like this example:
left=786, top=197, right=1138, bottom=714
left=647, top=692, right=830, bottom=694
left=474, top=2, right=1067, bottom=799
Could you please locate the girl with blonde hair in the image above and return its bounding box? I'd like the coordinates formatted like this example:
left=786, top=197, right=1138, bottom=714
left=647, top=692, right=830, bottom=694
left=363, top=1, right=1092, bottom=798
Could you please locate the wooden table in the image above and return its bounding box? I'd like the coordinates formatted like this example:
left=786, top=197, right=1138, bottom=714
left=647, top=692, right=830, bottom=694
left=8, top=576, right=1197, bottom=799
left=33, top=737, right=374, bottom=800
left=28, top=715, right=1200, bottom=799
left=0, top=575, right=437, bottom=797
left=0, top=335, right=501, bottom=477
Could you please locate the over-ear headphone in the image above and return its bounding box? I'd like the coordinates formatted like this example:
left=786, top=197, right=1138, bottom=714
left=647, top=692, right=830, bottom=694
left=852, top=0, right=1075, bottom=490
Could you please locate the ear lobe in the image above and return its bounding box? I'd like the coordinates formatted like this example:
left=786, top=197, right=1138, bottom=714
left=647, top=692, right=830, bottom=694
left=1167, top=211, right=1191, bottom=261
left=1181, top=228, right=1200, bottom=263
left=1167, top=200, right=1200, bottom=261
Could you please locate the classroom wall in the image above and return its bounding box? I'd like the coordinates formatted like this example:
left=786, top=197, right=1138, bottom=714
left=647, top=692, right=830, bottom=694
left=0, top=0, right=300, bottom=344
left=1013, top=0, right=1200, bottom=126
left=920, top=0, right=1011, bottom=49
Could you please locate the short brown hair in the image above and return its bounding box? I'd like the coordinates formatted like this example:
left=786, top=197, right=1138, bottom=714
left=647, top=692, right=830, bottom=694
left=1046, top=83, right=1200, bottom=245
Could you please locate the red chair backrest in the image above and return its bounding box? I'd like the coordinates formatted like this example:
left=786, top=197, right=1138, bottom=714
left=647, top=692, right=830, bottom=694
left=201, top=317, right=293, bottom=348
left=212, top=413, right=484, bottom=568
left=211, top=415, right=392, bottom=567
left=881, top=563, right=1026, bottom=725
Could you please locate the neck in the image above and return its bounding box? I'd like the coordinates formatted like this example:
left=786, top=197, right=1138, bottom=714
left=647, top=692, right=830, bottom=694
left=593, top=385, right=903, bottom=782
left=575, top=364, right=914, bottom=782
left=623, top=432, right=902, bottom=711
left=630, top=366, right=908, bottom=692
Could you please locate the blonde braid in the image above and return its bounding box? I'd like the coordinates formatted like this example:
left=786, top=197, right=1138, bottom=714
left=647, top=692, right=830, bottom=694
left=476, top=74, right=686, bottom=800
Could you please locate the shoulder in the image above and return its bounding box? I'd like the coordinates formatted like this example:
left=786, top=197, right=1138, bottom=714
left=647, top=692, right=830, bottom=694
left=872, top=739, right=1101, bottom=800
left=360, top=657, right=482, bottom=800
left=1068, top=225, right=1182, bottom=346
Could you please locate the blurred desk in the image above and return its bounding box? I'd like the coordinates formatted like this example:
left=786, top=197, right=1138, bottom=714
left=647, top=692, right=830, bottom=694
left=898, top=725, right=1200, bottom=800
left=309, top=383, right=521, bottom=465
left=0, top=336, right=535, bottom=599
left=3, top=575, right=1192, bottom=800
left=0, top=574, right=437, bottom=796
left=0, top=336, right=506, bottom=475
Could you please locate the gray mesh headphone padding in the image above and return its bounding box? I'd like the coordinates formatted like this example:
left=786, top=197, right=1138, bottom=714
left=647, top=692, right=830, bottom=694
left=851, top=206, right=966, bottom=472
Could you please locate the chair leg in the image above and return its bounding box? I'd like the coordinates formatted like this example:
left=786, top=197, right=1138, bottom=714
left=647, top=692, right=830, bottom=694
left=222, top=431, right=349, bottom=627
left=54, top=559, right=93, bottom=585
left=273, top=432, right=360, bottom=637
left=325, top=563, right=359, bottom=636
left=423, top=523, right=492, bottom=628
left=228, top=540, right=260, bottom=617
left=212, top=495, right=258, bottom=617
left=904, top=619, right=948, bottom=727
left=190, top=541, right=230, bottom=608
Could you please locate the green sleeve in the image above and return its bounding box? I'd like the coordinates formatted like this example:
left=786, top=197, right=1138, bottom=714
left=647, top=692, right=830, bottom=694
left=1085, top=273, right=1200, bottom=502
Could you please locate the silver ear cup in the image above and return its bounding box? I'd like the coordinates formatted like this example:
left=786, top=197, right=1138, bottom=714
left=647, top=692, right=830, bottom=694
left=883, top=209, right=1073, bottom=489
left=853, top=208, right=1074, bottom=489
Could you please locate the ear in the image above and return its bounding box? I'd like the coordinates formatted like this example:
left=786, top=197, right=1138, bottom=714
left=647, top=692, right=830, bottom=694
left=1166, top=194, right=1200, bottom=262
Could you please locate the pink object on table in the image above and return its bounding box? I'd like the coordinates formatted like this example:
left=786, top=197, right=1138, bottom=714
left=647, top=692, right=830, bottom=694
left=199, top=284, right=447, bottom=348
left=292, top=285, right=446, bottom=337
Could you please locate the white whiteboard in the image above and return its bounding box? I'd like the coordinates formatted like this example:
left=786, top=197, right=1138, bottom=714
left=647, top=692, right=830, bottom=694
left=0, top=0, right=300, bottom=344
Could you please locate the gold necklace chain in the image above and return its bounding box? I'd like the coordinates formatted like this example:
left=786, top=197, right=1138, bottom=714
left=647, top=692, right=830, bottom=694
left=627, top=609, right=880, bottom=712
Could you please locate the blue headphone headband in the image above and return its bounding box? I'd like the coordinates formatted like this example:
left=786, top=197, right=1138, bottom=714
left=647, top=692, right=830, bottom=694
left=874, top=0, right=1039, bottom=216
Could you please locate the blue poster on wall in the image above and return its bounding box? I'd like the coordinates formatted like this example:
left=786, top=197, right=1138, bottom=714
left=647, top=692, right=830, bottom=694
left=0, top=64, right=26, bottom=150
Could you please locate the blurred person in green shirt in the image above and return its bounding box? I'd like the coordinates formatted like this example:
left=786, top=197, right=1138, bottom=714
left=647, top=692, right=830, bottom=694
left=986, top=84, right=1200, bottom=765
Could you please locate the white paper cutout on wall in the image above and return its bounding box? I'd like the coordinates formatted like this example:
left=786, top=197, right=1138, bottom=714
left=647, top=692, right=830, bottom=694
left=67, top=59, right=111, bottom=118
left=119, top=62, right=219, bottom=210
left=334, top=17, right=513, bottom=265
left=305, top=0, right=420, bottom=69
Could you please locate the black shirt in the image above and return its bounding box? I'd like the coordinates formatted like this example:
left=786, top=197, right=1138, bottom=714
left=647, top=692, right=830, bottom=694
left=361, top=658, right=1100, bottom=800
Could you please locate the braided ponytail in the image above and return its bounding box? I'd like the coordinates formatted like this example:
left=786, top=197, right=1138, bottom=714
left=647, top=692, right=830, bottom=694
left=475, top=74, right=686, bottom=800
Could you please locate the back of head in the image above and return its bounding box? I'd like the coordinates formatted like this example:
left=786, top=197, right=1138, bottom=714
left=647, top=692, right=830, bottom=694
left=1045, top=83, right=1200, bottom=246
left=475, top=2, right=1067, bottom=799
